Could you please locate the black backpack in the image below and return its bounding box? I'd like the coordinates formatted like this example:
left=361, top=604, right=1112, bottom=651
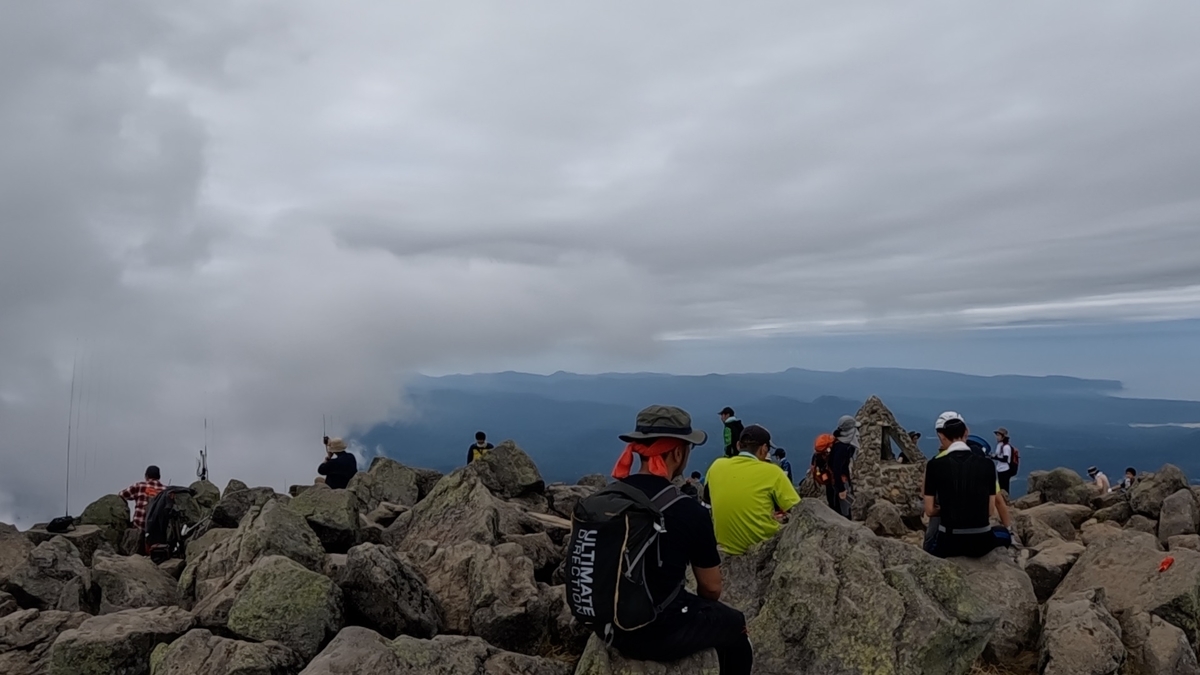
left=566, top=481, right=688, bottom=635
left=143, top=487, right=199, bottom=563
left=46, top=516, right=75, bottom=533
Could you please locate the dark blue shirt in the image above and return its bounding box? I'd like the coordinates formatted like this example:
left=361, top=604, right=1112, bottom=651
left=318, top=452, right=358, bottom=490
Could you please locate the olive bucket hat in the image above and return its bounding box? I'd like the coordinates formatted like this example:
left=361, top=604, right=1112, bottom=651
left=619, top=405, right=708, bottom=446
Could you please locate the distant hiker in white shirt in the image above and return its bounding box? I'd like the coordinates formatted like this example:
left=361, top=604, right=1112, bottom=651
left=1087, top=466, right=1110, bottom=493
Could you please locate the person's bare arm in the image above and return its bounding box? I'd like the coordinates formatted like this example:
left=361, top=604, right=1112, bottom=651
left=693, top=565, right=722, bottom=601
left=924, top=495, right=939, bottom=518
left=992, top=494, right=1012, bottom=528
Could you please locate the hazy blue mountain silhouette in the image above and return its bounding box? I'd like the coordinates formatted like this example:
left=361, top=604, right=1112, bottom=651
left=356, top=368, right=1200, bottom=495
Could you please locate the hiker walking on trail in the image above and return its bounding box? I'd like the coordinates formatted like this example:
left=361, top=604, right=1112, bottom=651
left=567, top=405, right=753, bottom=675
left=991, top=427, right=1018, bottom=493
left=318, top=437, right=358, bottom=490
left=707, top=425, right=801, bottom=556
left=718, top=407, right=744, bottom=458
left=924, top=412, right=1013, bottom=559
left=827, top=415, right=859, bottom=518
left=467, top=431, right=494, bottom=465
left=119, top=465, right=165, bottom=531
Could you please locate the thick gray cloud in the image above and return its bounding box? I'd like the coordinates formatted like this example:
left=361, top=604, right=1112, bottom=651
left=3, top=1, right=1200, bottom=523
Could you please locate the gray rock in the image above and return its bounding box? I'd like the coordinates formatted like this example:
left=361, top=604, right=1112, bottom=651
left=1055, top=529, right=1200, bottom=645
left=1119, top=611, right=1200, bottom=675
left=337, top=543, right=442, bottom=639
left=188, top=480, right=221, bottom=511
left=0, top=591, right=16, bottom=617
left=24, top=524, right=106, bottom=566
left=1027, top=468, right=1094, bottom=506
left=575, top=634, right=719, bottom=675
left=158, top=559, right=186, bottom=580
left=504, top=532, right=563, bottom=580
left=546, top=484, right=595, bottom=520
left=226, top=556, right=343, bottom=661
left=289, top=485, right=314, bottom=498
left=78, top=494, right=130, bottom=548
left=951, top=549, right=1039, bottom=662
left=1027, top=502, right=1095, bottom=529
left=469, top=441, right=546, bottom=499
left=119, top=527, right=143, bottom=556
left=348, top=457, right=421, bottom=512
left=411, top=468, right=445, bottom=502
left=1025, top=542, right=1086, bottom=604
left=383, top=469, right=540, bottom=551
left=211, top=487, right=285, bottom=529
left=363, top=502, right=409, bottom=528
left=299, top=626, right=572, bottom=675
left=150, top=628, right=303, bottom=675
left=1081, top=520, right=1125, bottom=547
left=720, top=500, right=996, bottom=674
left=1040, top=588, right=1124, bottom=675
left=1094, top=501, right=1133, bottom=525
left=223, top=479, right=248, bottom=496
left=1013, top=511, right=1068, bottom=548
left=48, top=606, right=195, bottom=675
left=0, top=609, right=89, bottom=675
left=184, top=527, right=234, bottom=566
left=1168, top=534, right=1200, bottom=552
left=1130, top=465, right=1190, bottom=519
left=864, top=500, right=908, bottom=537
left=1126, top=515, right=1158, bottom=536
left=0, top=523, right=33, bottom=587
left=286, top=484, right=362, bottom=554
left=577, top=474, right=608, bottom=489
left=1092, top=491, right=1127, bottom=510
left=3, top=537, right=91, bottom=612
left=1012, top=491, right=1044, bottom=509
left=91, top=550, right=180, bottom=614
left=1158, top=489, right=1199, bottom=545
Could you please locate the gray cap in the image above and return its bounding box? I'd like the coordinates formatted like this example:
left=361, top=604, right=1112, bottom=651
left=619, top=405, right=708, bottom=446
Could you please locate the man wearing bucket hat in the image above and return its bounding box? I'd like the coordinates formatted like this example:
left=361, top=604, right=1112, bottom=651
left=317, top=436, right=358, bottom=490
left=607, top=405, right=753, bottom=675
left=706, top=424, right=801, bottom=556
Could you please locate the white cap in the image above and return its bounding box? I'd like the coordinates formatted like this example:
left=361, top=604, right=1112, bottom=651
left=935, top=411, right=965, bottom=430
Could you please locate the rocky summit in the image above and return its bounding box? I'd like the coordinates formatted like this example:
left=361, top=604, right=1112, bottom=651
left=4, top=430, right=1200, bottom=674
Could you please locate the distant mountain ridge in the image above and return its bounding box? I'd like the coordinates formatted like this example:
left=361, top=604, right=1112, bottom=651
left=358, top=368, right=1200, bottom=495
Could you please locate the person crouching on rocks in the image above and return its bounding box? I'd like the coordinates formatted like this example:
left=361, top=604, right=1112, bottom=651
left=924, top=412, right=1013, bottom=558
left=318, top=437, right=358, bottom=490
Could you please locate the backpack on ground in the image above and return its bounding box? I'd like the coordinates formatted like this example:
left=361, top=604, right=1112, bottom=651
left=565, top=481, right=688, bottom=636
left=966, top=435, right=992, bottom=458
left=46, top=516, right=75, bottom=533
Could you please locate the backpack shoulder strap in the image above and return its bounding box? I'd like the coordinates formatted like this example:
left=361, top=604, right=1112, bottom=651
left=650, top=485, right=687, bottom=513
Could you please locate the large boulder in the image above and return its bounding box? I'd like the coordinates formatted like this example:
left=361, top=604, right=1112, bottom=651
left=337, top=543, right=442, bottom=639
left=0, top=523, right=34, bottom=586
left=0, top=609, right=88, bottom=675
left=224, top=479, right=248, bottom=495
left=1012, top=511, right=1067, bottom=548
left=287, top=484, right=362, bottom=554
left=1012, top=491, right=1044, bottom=510
left=504, top=532, right=563, bottom=582
left=1040, top=588, right=1125, bottom=675
left=720, top=500, right=996, bottom=675
left=150, top=628, right=303, bottom=675
left=1159, top=489, right=1199, bottom=545
left=181, top=499, right=325, bottom=606
left=575, top=634, right=719, bottom=675
left=184, top=527, right=234, bottom=566
left=188, top=480, right=221, bottom=511
left=2, top=536, right=91, bottom=612
left=1126, top=515, right=1158, bottom=536
left=48, top=606, right=195, bottom=675
left=91, top=550, right=180, bottom=614
left=299, top=626, right=572, bottom=675
left=226, top=556, right=343, bottom=661
left=1094, top=501, right=1133, bottom=525
left=1130, top=465, right=1190, bottom=519
left=864, top=500, right=908, bottom=538
left=1025, top=542, right=1086, bottom=604
left=411, top=468, right=445, bottom=502
left=78, top=494, right=131, bottom=548
left=211, top=487, right=286, bottom=529
left=1118, top=611, right=1200, bottom=675
left=1026, top=502, right=1095, bottom=529
left=1028, top=468, right=1094, bottom=506
left=24, top=524, right=106, bottom=566
left=383, top=469, right=536, bottom=551
left=546, top=484, right=595, bottom=520
left=469, top=441, right=546, bottom=499
left=951, top=549, right=1039, bottom=662
left=1055, top=529, right=1200, bottom=645
left=348, top=457, right=421, bottom=512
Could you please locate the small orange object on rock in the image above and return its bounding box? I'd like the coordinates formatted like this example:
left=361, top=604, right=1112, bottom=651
left=1159, top=556, right=1176, bottom=573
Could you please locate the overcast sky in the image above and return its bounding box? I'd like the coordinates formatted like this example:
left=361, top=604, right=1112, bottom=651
left=3, top=2, right=1200, bottom=524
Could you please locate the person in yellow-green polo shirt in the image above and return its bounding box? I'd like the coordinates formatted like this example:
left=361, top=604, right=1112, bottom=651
left=706, top=424, right=801, bottom=555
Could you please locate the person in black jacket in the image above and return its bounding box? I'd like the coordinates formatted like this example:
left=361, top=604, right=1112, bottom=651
left=318, top=437, right=358, bottom=490
left=718, top=407, right=744, bottom=458
left=467, top=431, right=494, bottom=465
left=827, top=415, right=860, bottom=518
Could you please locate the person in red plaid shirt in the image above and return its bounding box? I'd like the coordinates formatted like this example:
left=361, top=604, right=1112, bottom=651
left=119, top=465, right=165, bottom=531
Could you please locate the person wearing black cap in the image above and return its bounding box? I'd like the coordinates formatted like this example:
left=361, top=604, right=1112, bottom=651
left=718, top=407, right=744, bottom=458
left=707, top=424, right=801, bottom=556
left=607, top=405, right=753, bottom=675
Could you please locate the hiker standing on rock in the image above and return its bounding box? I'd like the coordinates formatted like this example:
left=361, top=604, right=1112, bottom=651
left=827, top=415, right=859, bottom=518
left=317, top=437, right=357, bottom=489
left=707, top=425, right=801, bottom=555
left=467, top=431, right=494, bottom=465
left=576, top=405, right=753, bottom=675
left=719, top=407, right=744, bottom=458
left=119, top=465, right=165, bottom=532
left=924, top=412, right=1013, bottom=558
